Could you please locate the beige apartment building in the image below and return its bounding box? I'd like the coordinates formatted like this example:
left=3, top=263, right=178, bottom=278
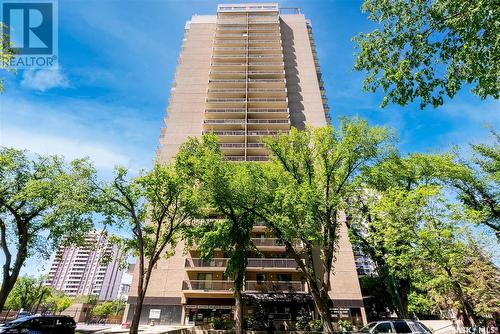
left=125, top=3, right=366, bottom=329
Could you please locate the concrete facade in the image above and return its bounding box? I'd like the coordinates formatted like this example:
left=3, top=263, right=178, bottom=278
left=127, top=3, right=366, bottom=329
left=46, top=232, right=124, bottom=301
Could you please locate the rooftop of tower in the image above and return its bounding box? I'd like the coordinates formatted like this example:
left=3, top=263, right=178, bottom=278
left=216, top=3, right=301, bottom=14
left=217, top=3, right=279, bottom=12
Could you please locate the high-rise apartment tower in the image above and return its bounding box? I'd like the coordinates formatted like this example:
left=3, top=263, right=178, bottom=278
left=46, top=232, right=124, bottom=301
left=125, top=3, right=366, bottom=328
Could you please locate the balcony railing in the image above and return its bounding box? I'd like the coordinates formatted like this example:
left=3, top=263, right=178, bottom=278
left=206, top=98, right=287, bottom=103
left=204, top=119, right=245, bottom=124
left=248, top=98, right=287, bottom=102
left=210, top=71, right=284, bottom=75
left=252, top=238, right=284, bottom=247
left=205, top=108, right=246, bottom=113
left=247, top=119, right=289, bottom=124
left=246, top=156, right=269, bottom=161
left=185, top=258, right=228, bottom=268
left=206, top=98, right=245, bottom=102
left=219, top=143, right=265, bottom=149
left=246, top=281, right=306, bottom=292
left=224, top=156, right=246, bottom=161
left=185, top=258, right=298, bottom=269
left=247, top=143, right=265, bottom=148
left=209, top=79, right=285, bottom=83
left=216, top=26, right=279, bottom=31
left=220, top=143, right=245, bottom=148
left=247, top=258, right=298, bottom=268
left=212, top=54, right=283, bottom=59
left=182, top=280, right=234, bottom=291
left=247, top=130, right=288, bottom=136
left=213, top=47, right=282, bottom=51
left=214, top=40, right=280, bottom=44
left=202, top=130, right=288, bottom=136
left=182, top=280, right=305, bottom=293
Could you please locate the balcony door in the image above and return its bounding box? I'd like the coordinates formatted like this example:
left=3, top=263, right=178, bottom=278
left=197, top=273, right=213, bottom=290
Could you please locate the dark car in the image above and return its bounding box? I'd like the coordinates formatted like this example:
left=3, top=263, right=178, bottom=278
left=0, top=315, right=76, bottom=334
left=357, top=320, right=433, bottom=334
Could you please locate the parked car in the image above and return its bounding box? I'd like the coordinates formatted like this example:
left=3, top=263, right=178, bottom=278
left=14, top=311, right=31, bottom=319
left=357, top=320, right=433, bottom=334
left=0, top=315, right=76, bottom=334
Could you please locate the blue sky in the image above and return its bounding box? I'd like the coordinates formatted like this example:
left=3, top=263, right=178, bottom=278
left=1, top=0, right=498, bottom=274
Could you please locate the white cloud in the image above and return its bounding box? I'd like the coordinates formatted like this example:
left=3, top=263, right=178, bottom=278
left=0, top=95, right=157, bottom=172
left=21, top=67, right=70, bottom=92
left=1, top=125, right=130, bottom=169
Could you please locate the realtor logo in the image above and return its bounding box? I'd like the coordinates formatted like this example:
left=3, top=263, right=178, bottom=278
left=1, top=0, right=58, bottom=68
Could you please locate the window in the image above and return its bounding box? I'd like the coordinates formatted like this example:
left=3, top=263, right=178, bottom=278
left=277, top=273, right=291, bottom=281
left=414, top=322, right=431, bottom=333
left=393, top=322, right=411, bottom=333
left=374, top=322, right=394, bottom=333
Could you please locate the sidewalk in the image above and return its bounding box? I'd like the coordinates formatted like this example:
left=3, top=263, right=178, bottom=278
left=76, top=323, right=193, bottom=334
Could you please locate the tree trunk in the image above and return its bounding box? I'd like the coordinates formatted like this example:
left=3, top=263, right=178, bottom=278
left=312, top=291, right=335, bottom=334
left=398, top=278, right=410, bottom=318
left=445, top=268, right=476, bottom=327
left=234, top=288, right=243, bottom=334
left=0, top=278, right=15, bottom=312
left=130, top=258, right=155, bottom=334
left=0, top=239, right=28, bottom=312
left=130, top=291, right=144, bottom=334
left=383, top=270, right=409, bottom=318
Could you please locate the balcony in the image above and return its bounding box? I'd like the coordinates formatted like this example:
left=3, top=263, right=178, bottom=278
left=219, top=143, right=266, bottom=154
left=246, top=281, right=306, bottom=293
left=247, top=119, right=290, bottom=129
left=252, top=238, right=284, bottom=248
left=247, top=130, right=288, bottom=137
left=246, top=156, right=269, bottom=162
left=225, top=156, right=246, bottom=161
left=185, top=258, right=228, bottom=269
left=205, top=108, right=246, bottom=114
left=182, top=280, right=234, bottom=292
left=182, top=280, right=305, bottom=294
left=247, top=108, right=288, bottom=113
left=203, top=130, right=245, bottom=136
left=211, top=54, right=283, bottom=62
left=219, top=143, right=245, bottom=149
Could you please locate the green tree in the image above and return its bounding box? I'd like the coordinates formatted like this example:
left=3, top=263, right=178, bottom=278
left=409, top=206, right=500, bottom=325
left=91, top=300, right=125, bottom=318
left=95, top=163, right=199, bottom=334
left=349, top=153, right=454, bottom=317
left=46, top=290, right=72, bottom=314
left=176, top=135, right=270, bottom=334
left=0, top=22, right=16, bottom=93
left=350, top=151, right=499, bottom=324
left=445, top=131, right=499, bottom=238
left=259, top=120, right=391, bottom=333
left=5, top=276, right=50, bottom=311
left=0, top=148, right=97, bottom=311
left=353, top=0, right=499, bottom=109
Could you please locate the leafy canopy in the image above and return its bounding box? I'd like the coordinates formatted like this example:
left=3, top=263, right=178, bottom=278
left=354, top=0, right=499, bottom=109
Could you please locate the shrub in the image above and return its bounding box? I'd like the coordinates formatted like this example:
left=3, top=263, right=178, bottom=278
left=338, top=319, right=353, bottom=332
left=295, top=308, right=311, bottom=331
left=211, top=318, right=224, bottom=330
left=309, top=319, right=323, bottom=332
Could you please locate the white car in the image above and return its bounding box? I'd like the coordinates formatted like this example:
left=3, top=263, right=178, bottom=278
left=357, top=320, right=433, bottom=334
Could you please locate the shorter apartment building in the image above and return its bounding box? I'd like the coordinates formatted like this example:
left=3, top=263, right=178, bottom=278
left=45, top=232, right=124, bottom=301
left=353, top=247, right=376, bottom=276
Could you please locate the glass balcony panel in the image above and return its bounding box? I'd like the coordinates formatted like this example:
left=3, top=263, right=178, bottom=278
left=182, top=280, right=233, bottom=291
left=245, top=281, right=306, bottom=293
left=247, top=258, right=298, bottom=268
